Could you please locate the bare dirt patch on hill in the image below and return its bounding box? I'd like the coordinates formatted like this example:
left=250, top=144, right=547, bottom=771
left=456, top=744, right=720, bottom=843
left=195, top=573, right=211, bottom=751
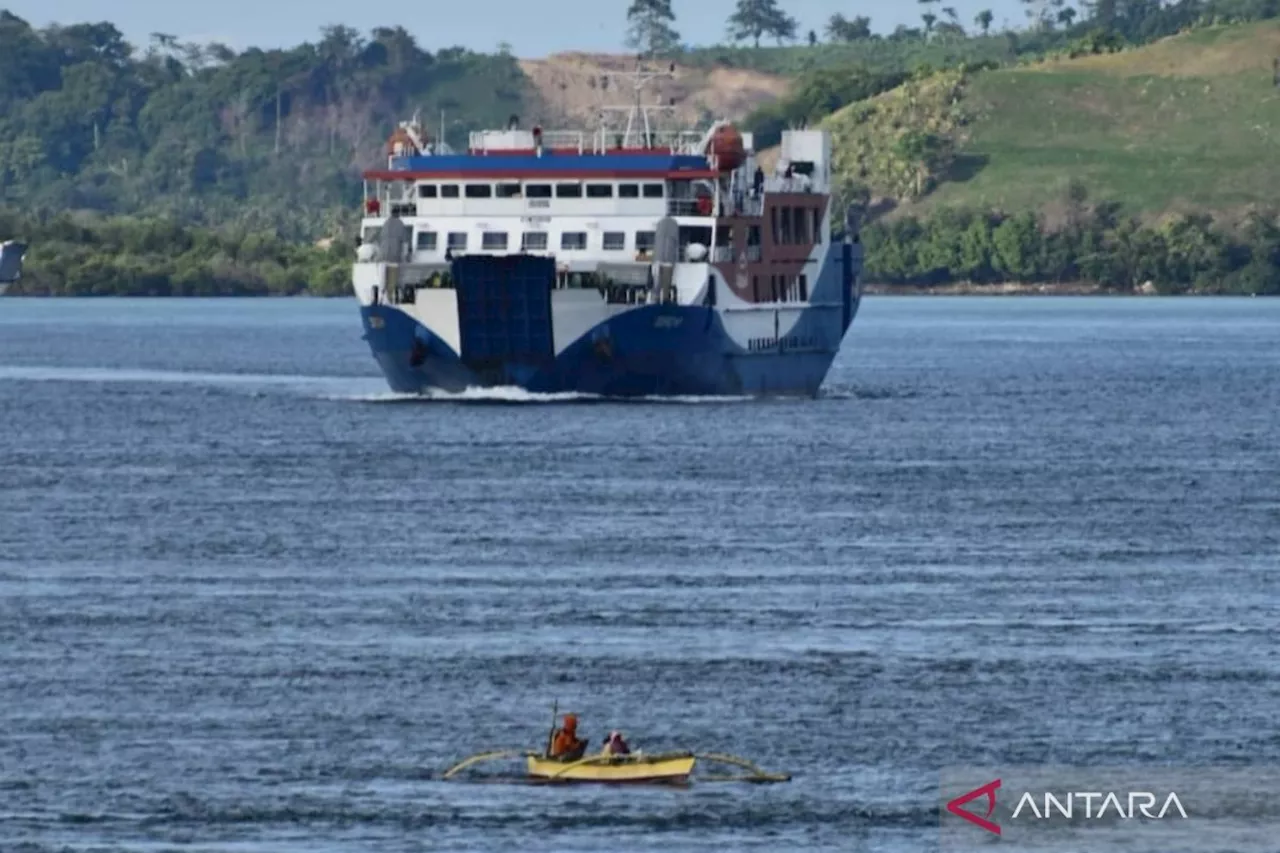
left=517, top=53, right=789, bottom=129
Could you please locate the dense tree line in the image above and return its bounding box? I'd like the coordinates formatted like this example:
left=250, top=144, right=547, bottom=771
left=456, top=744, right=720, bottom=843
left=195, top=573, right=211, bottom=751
left=862, top=201, right=1280, bottom=294
left=3, top=3, right=1279, bottom=297
left=0, top=210, right=350, bottom=296
left=0, top=12, right=527, bottom=236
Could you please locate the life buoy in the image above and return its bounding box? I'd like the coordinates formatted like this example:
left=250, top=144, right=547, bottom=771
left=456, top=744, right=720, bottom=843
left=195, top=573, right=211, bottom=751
left=696, top=196, right=712, bottom=216
left=365, top=198, right=381, bottom=215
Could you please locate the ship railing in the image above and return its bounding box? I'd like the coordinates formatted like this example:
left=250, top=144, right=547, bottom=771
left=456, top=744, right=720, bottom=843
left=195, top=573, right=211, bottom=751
left=764, top=176, right=817, bottom=194
left=667, top=198, right=712, bottom=217
left=711, top=247, right=734, bottom=263
left=467, top=128, right=709, bottom=155
left=722, top=193, right=764, bottom=218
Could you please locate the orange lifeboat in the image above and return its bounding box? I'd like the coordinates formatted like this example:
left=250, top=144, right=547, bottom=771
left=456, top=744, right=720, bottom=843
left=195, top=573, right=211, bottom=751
left=708, top=124, right=745, bottom=172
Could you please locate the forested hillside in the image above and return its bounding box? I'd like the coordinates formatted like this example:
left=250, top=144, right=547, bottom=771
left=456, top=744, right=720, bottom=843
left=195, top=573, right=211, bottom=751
left=5, top=0, right=1280, bottom=294
left=0, top=13, right=531, bottom=237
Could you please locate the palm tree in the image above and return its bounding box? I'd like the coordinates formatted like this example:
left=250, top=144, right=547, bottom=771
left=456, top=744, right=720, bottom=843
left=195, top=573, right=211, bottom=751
left=975, top=9, right=994, bottom=34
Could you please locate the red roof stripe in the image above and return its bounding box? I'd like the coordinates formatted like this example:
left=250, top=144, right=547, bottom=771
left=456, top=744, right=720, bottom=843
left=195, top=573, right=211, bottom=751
left=362, top=170, right=722, bottom=181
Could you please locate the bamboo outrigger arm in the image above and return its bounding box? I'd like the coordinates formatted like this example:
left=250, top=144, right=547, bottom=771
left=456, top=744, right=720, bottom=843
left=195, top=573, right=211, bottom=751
left=441, top=749, right=527, bottom=779
left=439, top=749, right=791, bottom=784
left=693, top=752, right=791, bottom=783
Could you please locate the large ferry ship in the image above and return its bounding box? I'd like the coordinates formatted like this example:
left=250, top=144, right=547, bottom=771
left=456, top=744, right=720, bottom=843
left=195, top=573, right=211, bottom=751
left=352, top=68, right=864, bottom=397
left=0, top=240, right=26, bottom=295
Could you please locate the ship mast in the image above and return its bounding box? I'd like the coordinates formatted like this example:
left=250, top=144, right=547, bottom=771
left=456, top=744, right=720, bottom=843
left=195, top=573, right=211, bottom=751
left=595, top=59, right=678, bottom=149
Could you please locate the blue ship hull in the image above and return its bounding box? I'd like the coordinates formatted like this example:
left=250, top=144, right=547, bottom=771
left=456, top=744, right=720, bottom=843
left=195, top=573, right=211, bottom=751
left=359, top=249, right=862, bottom=398
left=362, top=303, right=848, bottom=397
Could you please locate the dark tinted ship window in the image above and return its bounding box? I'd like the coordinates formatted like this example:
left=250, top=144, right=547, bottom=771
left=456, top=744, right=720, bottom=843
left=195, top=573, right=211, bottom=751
left=418, top=184, right=438, bottom=198
left=586, top=184, right=613, bottom=198
left=618, top=184, right=640, bottom=198
left=440, top=184, right=460, bottom=198
left=556, top=183, right=583, bottom=198
left=465, top=184, right=492, bottom=198
left=526, top=184, right=552, bottom=198
left=642, top=183, right=664, bottom=198
left=496, top=183, right=522, bottom=197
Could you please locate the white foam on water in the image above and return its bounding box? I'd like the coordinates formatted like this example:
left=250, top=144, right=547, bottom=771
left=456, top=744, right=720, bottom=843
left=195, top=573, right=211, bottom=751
left=0, top=366, right=762, bottom=404
left=0, top=365, right=383, bottom=398
left=407, top=386, right=758, bottom=404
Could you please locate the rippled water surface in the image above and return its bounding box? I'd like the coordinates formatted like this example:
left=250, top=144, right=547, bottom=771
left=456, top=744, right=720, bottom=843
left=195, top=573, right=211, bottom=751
left=1, top=297, right=1278, bottom=852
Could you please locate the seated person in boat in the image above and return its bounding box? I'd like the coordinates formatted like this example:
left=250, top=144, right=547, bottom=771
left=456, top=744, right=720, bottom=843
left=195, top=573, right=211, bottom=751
left=549, top=713, right=587, bottom=760
left=601, top=730, right=631, bottom=756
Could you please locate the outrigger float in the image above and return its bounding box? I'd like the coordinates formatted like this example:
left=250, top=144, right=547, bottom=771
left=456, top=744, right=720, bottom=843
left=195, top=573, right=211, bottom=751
left=442, top=749, right=789, bottom=786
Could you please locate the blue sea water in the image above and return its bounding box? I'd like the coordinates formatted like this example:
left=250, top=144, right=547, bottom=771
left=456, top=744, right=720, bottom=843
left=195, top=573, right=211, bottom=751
left=0, top=296, right=1278, bottom=852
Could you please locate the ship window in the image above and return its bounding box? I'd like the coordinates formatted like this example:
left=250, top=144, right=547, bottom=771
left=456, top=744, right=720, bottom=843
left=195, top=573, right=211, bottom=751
left=618, top=183, right=640, bottom=198
left=602, top=232, right=626, bottom=251
left=418, top=184, right=437, bottom=198
left=561, top=232, right=587, bottom=250
left=780, top=207, right=793, bottom=244
left=751, top=276, right=760, bottom=301
left=362, top=226, right=382, bottom=243
left=481, top=232, right=508, bottom=250
left=770, top=207, right=779, bottom=243
left=496, top=183, right=522, bottom=198
left=586, top=183, right=613, bottom=198
left=556, top=183, right=582, bottom=198
left=811, top=208, right=820, bottom=239
left=465, top=184, right=492, bottom=198
left=447, top=232, right=467, bottom=250
left=642, top=183, right=664, bottom=198
left=748, top=225, right=761, bottom=246
left=522, top=232, right=548, bottom=251
left=526, top=184, right=552, bottom=198
left=799, top=274, right=808, bottom=302
left=416, top=231, right=437, bottom=250
left=635, top=231, right=656, bottom=253
left=793, top=207, right=807, bottom=243
left=390, top=202, right=415, bottom=217
left=440, top=184, right=459, bottom=198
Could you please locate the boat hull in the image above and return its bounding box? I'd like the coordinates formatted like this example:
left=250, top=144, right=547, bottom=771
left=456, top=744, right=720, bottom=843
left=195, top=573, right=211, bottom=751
left=527, top=753, right=696, bottom=783
left=362, top=302, right=849, bottom=397
left=357, top=243, right=861, bottom=398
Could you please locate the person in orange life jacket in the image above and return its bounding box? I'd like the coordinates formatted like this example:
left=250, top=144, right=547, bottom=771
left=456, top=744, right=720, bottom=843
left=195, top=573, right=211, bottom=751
left=601, top=730, right=630, bottom=756
left=549, top=713, right=587, bottom=760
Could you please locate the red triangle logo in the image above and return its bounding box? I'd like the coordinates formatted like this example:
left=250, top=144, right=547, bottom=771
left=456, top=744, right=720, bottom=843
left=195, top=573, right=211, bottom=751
left=946, top=778, right=1001, bottom=835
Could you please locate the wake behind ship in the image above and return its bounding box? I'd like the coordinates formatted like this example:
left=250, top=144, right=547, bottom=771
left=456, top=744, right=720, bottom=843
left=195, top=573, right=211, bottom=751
left=352, top=68, right=864, bottom=397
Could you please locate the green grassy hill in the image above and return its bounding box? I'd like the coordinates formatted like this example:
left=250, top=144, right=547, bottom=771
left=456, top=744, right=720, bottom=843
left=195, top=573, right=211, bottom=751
left=825, top=20, right=1280, bottom=220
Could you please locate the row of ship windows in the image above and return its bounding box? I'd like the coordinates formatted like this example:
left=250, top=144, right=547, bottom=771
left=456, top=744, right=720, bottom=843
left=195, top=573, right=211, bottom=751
left=416, top=230, right=659, bottom=252
left=418, top=182, right=667, bottom=200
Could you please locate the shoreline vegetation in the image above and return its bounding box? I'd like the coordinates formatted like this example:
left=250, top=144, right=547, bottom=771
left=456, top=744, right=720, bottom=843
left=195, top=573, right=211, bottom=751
left=5, top=206, right=1278, bottom=297
left=4, top=4, right=1280, bottom=297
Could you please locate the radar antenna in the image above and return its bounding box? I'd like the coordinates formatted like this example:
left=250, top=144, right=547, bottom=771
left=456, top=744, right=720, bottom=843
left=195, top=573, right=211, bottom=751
left=595, top=58, right=679, bottom=150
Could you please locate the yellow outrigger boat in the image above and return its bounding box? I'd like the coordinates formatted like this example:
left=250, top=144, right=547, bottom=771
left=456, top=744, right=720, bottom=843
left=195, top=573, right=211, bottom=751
left=526, top=751, right=697, bottom=784
left=441, top=706, right=790, bottom=786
